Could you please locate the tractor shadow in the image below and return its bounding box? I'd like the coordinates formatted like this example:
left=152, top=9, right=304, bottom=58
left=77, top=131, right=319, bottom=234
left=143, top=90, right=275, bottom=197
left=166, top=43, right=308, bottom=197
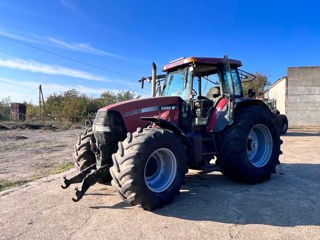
left=285, top=132, right=320, bottom=137
left=153, top=163, right=320, bottom=227
left=92, top=163, right=320, bottom=227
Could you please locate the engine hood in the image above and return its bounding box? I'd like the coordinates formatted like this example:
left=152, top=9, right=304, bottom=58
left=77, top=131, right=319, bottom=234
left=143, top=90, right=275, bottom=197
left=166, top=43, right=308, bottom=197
left=98, top=96, right=182, bottom=132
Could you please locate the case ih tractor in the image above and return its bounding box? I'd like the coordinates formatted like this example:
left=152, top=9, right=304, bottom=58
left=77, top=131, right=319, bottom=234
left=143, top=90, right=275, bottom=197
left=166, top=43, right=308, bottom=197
left=62, top=56, right=282, bottom=210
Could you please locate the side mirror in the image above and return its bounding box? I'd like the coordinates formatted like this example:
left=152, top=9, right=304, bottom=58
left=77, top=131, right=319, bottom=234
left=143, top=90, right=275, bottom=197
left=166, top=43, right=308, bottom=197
left=239, top=69, right=256, bottom=82
left=248, top=89, right=256, bottom=97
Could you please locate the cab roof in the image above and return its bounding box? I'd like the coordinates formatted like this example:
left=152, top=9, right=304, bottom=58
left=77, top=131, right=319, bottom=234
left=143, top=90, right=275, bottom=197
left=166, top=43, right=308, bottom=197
left=162, top=57, right=242, bottom=72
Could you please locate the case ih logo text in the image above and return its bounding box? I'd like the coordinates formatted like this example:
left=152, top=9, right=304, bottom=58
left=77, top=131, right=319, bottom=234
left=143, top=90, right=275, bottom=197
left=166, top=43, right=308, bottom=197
left=160, top=104, right=177, bottom=111
left=123, top=104, right=177, bottom=117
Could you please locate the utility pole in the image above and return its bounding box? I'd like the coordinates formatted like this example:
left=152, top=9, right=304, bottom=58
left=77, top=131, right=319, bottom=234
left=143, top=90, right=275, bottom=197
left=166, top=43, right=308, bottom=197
left=39, top=84, right=47, bottom=120
left=39, top=85, right=41, bottom=119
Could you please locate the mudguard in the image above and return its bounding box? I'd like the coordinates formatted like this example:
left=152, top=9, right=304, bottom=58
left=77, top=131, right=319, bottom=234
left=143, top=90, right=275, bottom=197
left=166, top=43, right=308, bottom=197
left=141, top=117, right=184, bottom=135
left=141, top=117, right=195, bottom=166
left=206, top=98, right=228, bottom=133
left=206, top=98, right=270, bottom=133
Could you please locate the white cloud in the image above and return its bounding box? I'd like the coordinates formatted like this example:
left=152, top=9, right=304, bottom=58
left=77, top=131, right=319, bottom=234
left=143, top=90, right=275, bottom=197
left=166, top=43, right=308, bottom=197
left=0, top=29, right=136, bottom=61
left=0, top=58, right=108, bottom=82
left=0, top=30, right=43, bottom=45
left=48, top=38, right=127, bottom=59
left=60, top=0, right=80, bottom=15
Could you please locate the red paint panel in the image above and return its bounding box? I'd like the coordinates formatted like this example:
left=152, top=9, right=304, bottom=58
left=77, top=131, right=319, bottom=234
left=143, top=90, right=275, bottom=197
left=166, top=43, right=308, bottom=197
left=206, top=98, right=227, bottom=133
left=99, top=96, right=180, bottom=133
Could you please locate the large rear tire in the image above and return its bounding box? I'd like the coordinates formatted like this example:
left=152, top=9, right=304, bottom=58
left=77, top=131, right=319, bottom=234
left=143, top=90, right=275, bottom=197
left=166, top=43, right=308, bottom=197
left=109, top=127, right=188, bottom=210
left=216, top=106, right=281, bottom=183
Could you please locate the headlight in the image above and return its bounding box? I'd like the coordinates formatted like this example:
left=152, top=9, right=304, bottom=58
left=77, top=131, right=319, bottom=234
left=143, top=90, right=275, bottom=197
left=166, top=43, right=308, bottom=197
left=92, top=125, right=111, bottom=132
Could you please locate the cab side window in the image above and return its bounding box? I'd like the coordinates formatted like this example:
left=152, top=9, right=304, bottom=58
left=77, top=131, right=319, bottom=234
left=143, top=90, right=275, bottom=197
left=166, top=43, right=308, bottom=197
left=193, top=74, right=220, bottom=98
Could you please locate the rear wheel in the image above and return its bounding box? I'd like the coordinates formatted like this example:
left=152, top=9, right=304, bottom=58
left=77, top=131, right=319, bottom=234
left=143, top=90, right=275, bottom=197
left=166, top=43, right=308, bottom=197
left=109, top=128, right=188, bottom=210
left=216, top=106, right=281, bottom=183
left=277, top=114, right=288, bottom=135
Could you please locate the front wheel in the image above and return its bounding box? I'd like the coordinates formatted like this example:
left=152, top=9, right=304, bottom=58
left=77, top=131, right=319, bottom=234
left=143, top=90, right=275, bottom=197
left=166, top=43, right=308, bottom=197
left=73, top=128, right=111, bottom=182
left=73, top=128, right=96, bottom=171
left=216, top=106, right=281, bottom=183
left=109, top=128, right=188, bottom=210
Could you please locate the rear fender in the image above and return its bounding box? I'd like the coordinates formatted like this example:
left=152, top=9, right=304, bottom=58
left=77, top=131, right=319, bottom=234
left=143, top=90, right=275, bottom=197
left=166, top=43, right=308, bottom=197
left=206, top=98, right=270, bottom=133
left=234, top=98, right=270, bottom=112
left=206, top=98, right=228, bottom=133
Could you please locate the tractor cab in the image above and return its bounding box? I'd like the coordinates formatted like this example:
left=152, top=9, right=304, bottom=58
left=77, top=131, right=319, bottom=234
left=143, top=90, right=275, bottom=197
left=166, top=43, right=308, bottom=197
left=162, top=56, right=243, bottom=100
left=159, top=56, right=254, bottom=132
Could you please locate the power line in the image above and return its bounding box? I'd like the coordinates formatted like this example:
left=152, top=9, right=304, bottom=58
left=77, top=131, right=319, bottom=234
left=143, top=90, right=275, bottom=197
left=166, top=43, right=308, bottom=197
left=0, top=34, right=139, bottom=79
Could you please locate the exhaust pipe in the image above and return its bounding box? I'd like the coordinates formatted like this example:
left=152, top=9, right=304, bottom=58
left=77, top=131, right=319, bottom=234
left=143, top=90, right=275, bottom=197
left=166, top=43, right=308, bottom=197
left=152, top=62, right=156, bottom=97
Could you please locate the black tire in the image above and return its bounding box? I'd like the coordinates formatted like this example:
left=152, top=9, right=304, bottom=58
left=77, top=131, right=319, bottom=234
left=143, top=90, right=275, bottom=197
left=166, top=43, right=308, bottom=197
left=109, top=127, right=188, bottom=210
left=277, top=114, right=288, bottom=135
left=74, top=128, right=112, bottom=183
left=74, top=128, right=96, bottom=171
left=216, top=106, right=282, bottom=184
left=84, top=119, right=93, bottom=127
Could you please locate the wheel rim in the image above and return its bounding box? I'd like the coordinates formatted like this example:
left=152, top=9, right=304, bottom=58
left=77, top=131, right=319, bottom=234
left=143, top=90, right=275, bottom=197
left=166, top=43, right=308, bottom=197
left=144, top=148, right=177, bottom=193
left=247, top=124, right=273, bottom=168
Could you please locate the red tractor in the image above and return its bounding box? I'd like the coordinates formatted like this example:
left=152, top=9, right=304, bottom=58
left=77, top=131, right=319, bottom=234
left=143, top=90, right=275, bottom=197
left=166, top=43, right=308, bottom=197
left=62, top=56, right=282, bottom=210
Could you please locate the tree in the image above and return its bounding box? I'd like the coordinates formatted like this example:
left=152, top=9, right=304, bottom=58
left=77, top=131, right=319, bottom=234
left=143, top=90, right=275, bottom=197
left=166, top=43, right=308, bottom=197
left=96, top=90, right=140, bottom=109
left=0, top=97, right=11, bottom=121
left=86, top=97, right=101, bottom=115
left=46, top=93, right=65, bottom=120
left=41, top=89, right=141, bottom=123
left=116, top=90, right=141, bottom=102
left=241, top=72, right=270, bottom=97
left=25, top=102, right=38, bottom=120
left=99, top=91, right=117, bottom=106
left=62, top=89, right=87, bottom=122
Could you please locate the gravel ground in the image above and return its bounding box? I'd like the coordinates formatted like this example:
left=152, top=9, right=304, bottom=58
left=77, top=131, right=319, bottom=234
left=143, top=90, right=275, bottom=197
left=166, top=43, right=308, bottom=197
left=0, top=129, right=83, bottom=184
left=0, top=130, right=319, bottom=240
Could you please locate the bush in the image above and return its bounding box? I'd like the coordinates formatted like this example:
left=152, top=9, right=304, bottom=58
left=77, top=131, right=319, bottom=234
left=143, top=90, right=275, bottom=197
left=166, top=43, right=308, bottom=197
left=24, top=89, right=140, bottom=123
left=25, top=103, right=39, bottom=120
left=242, top=72, right=270, bottom=97
left=0, top=97, right=11, bottom=121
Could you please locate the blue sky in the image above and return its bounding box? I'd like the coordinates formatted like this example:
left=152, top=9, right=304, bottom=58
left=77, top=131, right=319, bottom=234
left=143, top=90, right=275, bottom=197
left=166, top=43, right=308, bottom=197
left=0, top=0, right=319, bottom=103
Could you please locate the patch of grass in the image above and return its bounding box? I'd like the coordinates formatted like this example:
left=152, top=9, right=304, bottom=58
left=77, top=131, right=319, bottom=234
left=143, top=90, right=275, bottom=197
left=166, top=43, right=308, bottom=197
left=49, top=162, right=74, bottom=175
left=29, top=175, right=42, bottom=181
left=0, top=179, right=29, bottom=191
left=0, top=163, right=74, bottom=192
left=39, top=162, right=54, bottom=168
left=0, top=175, right=42, bottom=191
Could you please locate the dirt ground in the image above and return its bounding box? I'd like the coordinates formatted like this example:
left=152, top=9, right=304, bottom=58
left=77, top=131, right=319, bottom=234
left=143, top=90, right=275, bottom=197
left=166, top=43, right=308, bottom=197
left=0, top=130, right=320, bottom=240
left=0, top=128, right=83, bottom=187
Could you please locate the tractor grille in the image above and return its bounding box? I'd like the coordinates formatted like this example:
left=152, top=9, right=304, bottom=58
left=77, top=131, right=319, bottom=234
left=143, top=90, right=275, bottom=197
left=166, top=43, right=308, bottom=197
left=93, top=110, right=127, bottom=166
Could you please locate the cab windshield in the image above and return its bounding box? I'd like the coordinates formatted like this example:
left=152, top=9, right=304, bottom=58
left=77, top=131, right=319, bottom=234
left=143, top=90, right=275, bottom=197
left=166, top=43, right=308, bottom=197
left=162, top=68, right=189, bottom=99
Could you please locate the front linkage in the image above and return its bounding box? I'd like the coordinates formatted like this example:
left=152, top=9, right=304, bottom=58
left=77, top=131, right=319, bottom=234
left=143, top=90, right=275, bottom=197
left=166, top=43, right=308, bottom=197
left=61, top=163, right=111, bottom=202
